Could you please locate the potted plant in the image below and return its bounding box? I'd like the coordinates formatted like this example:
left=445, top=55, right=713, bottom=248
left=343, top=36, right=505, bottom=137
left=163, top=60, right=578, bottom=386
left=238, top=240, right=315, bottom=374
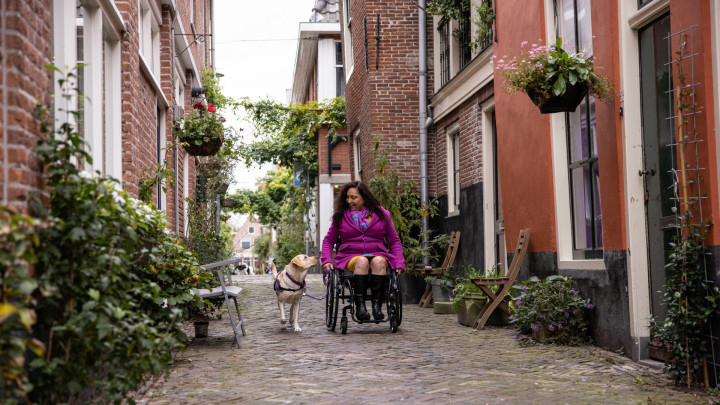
left=452, top=263, right=510, bottom=326
left=511, top=275, right=593, bottom=345
left=176, top=101, right=225, bottom=156
left=494, top=37, right=613, bottom=113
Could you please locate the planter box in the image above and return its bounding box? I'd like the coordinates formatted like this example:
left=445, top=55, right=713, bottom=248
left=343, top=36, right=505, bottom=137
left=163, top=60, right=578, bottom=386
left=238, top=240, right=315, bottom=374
left=433, top=301, right=454, bottom=315
left=457, top=294, right=510, bottom=327
left=194, top=321, right=209, bottom=338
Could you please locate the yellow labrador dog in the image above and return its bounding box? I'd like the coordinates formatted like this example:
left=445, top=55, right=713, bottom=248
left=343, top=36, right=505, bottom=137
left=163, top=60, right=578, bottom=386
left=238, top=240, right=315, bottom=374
left=272, top=254, right=318, bottom=332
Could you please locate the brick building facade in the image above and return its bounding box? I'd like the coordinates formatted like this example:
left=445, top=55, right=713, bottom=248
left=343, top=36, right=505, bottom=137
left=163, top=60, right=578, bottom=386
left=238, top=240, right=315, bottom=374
left=340, top=0, right=720, bottom=378
left=1, top=0, right=215, bottom=237
left=340, top=0, right=425, bottom=185
left=292, top=1, right=349, bottom=253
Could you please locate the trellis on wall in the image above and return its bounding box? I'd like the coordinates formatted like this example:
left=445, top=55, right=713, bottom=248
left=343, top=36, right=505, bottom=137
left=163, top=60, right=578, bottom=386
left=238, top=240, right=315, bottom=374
left=663, top=25, right=719, bottom=388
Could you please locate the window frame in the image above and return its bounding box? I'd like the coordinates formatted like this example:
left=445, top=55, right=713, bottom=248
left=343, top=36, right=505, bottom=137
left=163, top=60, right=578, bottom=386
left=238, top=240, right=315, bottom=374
left=353, top=130, right=362, bottom=181
left=545, top=0, right=605, bottom=269
left=342, top=0, right=354, bottom=80
left=335, top=41, right=345, bottom=97
left=446, top=122, right=461, bottom=216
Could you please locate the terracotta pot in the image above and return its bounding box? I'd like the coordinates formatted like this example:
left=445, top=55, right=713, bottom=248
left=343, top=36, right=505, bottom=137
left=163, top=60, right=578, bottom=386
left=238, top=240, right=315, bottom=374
left=526, top=81, right=588, bottom=114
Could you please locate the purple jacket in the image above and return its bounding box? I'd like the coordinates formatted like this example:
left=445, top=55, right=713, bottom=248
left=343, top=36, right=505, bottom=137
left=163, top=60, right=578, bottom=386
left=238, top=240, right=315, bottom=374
left=321, top=206, right=405, bottom=270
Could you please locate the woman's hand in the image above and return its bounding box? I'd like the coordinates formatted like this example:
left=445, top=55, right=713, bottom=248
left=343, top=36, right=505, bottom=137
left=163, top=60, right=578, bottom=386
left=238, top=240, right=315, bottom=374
left=395, top=267, right=404, bottom=275
left=322, top=262, right=334, bottom=272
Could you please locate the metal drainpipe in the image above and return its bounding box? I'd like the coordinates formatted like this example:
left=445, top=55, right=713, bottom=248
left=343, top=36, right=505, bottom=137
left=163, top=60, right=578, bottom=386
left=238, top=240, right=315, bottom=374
left=418, top=0, right=429, bottom=266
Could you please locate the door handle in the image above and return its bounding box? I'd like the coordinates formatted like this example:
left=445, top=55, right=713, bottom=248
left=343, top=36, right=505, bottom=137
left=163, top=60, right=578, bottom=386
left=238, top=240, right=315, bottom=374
left=638, top=169, right=656, bottom=177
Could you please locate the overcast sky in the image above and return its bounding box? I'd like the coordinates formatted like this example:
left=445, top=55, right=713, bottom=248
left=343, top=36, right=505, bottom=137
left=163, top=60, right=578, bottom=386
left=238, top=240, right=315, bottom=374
left=214, top=0, right=316, bottom=193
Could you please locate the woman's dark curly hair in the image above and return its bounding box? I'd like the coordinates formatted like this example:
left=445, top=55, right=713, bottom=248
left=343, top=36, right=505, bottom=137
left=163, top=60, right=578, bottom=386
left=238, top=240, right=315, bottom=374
left=332, top=181, right=385, bottom=225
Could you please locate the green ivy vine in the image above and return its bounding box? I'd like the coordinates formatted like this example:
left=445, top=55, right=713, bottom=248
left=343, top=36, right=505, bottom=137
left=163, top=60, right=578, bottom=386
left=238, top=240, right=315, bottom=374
left=0, top=65, right=211, bottom=404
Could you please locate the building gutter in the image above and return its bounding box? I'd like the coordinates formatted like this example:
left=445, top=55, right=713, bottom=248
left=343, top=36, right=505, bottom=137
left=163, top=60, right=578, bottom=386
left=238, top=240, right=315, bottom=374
left=418, top=0, right=429, bottom=266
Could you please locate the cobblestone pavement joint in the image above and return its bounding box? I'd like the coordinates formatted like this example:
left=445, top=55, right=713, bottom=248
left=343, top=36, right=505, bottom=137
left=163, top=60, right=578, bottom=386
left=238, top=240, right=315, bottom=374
left=135, top=274, right=716, bottom=404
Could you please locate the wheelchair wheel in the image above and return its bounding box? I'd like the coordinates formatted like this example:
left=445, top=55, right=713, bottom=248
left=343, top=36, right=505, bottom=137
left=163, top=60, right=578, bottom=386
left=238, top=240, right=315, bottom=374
left=325, top=270, right=338, bottom=331
left=390, top=317, right=398, bottom=333
left=340, top=316, right=348, bottom=334
left=386, top=272, right=403, bottom=328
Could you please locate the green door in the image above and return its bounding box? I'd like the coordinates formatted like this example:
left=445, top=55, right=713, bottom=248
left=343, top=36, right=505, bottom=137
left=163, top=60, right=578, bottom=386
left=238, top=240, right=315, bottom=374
left=639, top=13, right=675, bottom=322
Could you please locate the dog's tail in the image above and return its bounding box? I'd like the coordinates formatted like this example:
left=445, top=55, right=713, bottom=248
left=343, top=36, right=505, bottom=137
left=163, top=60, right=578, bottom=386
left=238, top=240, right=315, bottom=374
left=271, top=263, right=278, bottom=280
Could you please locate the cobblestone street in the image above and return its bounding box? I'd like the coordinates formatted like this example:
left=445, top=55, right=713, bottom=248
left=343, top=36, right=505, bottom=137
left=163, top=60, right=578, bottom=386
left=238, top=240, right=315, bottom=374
left=137, top=274, right=712, bottom=404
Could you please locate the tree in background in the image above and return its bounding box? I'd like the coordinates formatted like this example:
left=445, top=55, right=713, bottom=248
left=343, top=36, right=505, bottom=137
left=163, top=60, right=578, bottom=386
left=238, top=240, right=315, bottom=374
left=224, top=97, right=346, bottom=265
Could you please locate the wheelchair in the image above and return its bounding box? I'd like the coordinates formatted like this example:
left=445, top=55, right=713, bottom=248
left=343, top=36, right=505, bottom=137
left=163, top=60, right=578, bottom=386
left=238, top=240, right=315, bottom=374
left=325, top=267, right=403, bottom=334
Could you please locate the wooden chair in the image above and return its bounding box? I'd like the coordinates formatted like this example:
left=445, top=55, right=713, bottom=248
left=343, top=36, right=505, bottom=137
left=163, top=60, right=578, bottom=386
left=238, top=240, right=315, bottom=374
left=471, top=228, right=530, bottom=331
left=196, top=258, right=247, bottom=348
left=417, top=231, right=461, bottom=308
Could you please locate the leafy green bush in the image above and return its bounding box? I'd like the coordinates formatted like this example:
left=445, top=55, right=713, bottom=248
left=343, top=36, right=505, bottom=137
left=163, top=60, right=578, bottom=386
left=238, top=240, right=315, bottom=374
left=0, top=207, right=45, bottom=404
left=186, top=199, right=233, bottom=265
left=511, top=275, right=593, bottom=345
left=15, top=67, right=207, bottom=404
left=650, top=206, right=719, bottom=386
left=450, top=263, right=488, bottom=313
left=367, top=139, right=449, bottom=272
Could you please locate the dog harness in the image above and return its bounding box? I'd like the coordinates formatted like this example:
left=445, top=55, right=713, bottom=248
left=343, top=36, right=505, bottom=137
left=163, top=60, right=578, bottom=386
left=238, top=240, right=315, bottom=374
left=273, top=272, right=306, bottom=293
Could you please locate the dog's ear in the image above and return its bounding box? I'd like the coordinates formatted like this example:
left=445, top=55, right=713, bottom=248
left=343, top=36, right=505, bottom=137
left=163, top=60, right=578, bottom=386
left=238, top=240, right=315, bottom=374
left=291, top=255, right=306, bottom=268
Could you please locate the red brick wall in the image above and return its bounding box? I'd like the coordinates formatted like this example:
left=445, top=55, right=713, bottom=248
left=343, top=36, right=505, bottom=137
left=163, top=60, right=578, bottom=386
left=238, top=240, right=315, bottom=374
left=342, top=1, right=432, bottom=187
left=0, top=1, right=209, bottom=237
left=429, top=84, right=494, bottom=197
left=0, top=0, right=53, bottom=211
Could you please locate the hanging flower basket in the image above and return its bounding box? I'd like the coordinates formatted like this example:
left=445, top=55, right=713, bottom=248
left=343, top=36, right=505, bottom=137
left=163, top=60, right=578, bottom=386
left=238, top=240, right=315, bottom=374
left=495, top=37, right=612, bottom=115
left=176, top=101, right=226, bottom=156
left=197, top=160, right=222, bottom=178
left=526, top=81, right=588, bottom=114
left=182, top=134, right=224, bottom=156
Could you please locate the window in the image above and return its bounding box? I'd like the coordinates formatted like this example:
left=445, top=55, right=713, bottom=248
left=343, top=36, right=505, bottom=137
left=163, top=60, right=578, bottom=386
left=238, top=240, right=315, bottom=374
left=156, top=106, right=164, bottom=210
left=139, top=0, right=160, bottom=77
left=353, top=131, right=362, bottom=181
left=335, top=41, right=345, bottom=97
left=241, top=239, right=251, bottom=250
left=342, top=0, right=354, bottom=77
left=475, top=0, right=494, bottom=53
left=56, top=1, right=121, bottom=177
left=638, top=0, right=654, bottom=8
left=457, top=9, right=472, bottom=69
left=76, top=7, right=86, bottom=140
left=438, top=18, right=451, bottom=87
left=555, top=0, right=602, bottom=259
left=447, top=125, right=461, bottom=215
left=249, top=226, right=255, bottom=234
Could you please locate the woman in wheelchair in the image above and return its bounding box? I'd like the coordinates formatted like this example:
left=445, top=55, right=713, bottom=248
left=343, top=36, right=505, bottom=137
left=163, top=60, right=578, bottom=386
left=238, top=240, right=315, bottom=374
left=321, top=181, right=405, bottom=321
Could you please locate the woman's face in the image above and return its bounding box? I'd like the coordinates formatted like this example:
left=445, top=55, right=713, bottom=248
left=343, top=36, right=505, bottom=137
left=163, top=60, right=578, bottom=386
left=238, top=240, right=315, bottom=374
left=346, top=187, right=365, bottom=211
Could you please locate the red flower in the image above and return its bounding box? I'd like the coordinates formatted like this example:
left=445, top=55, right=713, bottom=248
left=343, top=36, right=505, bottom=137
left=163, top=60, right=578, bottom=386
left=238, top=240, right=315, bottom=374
left=193, top=102, right=205, bottom=110
left=207, top=106, right=217, bottom=113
